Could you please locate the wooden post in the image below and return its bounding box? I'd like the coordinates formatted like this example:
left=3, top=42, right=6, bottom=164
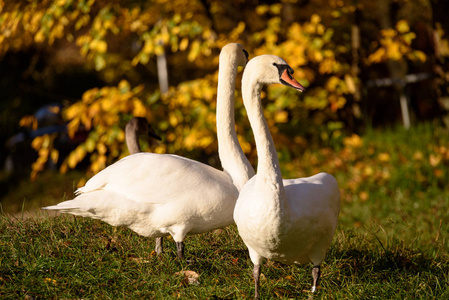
left=157, top=42, right=169, bottom=94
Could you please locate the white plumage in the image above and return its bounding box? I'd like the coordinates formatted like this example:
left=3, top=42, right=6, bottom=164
left=233, top=55, right=340, bottom=298
left=43, top=43, right=254, bottom=259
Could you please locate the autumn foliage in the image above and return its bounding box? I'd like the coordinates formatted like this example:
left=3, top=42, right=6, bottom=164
left=1, top=0, right=447, bottom=180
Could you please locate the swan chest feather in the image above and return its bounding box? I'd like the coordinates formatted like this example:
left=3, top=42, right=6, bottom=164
left=234, top=176, right=285, bottom=254
left=234, top=173, right=340, bottom=264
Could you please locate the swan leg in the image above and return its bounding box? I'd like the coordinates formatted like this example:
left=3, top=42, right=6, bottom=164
left=253, top=264, right=261, bottom=299
left=247, top=246, right=263, bottom=299
left=311, top=265, right=321, bottom=293
left=155, top=237, right=163, bottom=255
left=176, top=241, right=184, bottom=260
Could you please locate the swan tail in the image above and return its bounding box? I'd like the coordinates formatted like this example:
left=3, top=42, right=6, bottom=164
left=42, top=190, right=149, bottom=227
left=42, top=198, right=101, bottom=219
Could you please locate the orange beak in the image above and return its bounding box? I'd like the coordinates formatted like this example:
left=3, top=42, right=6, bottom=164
left=280, top=69, right=306, bottom=92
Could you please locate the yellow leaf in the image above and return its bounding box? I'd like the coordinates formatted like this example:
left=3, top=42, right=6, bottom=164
left=43, top=278, right=57, bottom=285
left=169, top=114, right=178, bottom=127
left=142, top=41, right=154, bottom=54
left=76, top=146, right=86, bottom=160
left=434, top=169, right=444, bottom=178
left=20, top=115, right=37, bottom=129
left=326, top=76, right=340, bottom=92
left=132, top=99, right=147, bottom=117
left=98, top=154, right=107, bottom=167
left=199, top=136, right=213, bottom=147
left=155, top=44, right=164, bottom=56
left=396, top=20, right=409, bottom=33
left=97, top=143, right=107, bottom=154
left=94, top=55, right=106, bottom=70
left=67, top=118, right=80, bottom=138
left=331, top=96, right=346, bottom=112
left=68, top=153, right=77, bottom=168
left=59, top=162, right=68, bottom=174
left=343, top=134, right=362, bottom=148
left=187, top=40, right=201, bottom=62
left=117, top=130, right=125, bottom=142
left=387, top=42, right=402, bottom=60
left=77, top=177, right=86, bottom=188
left=381, top=29, right=396, bottom=39
left=413, top=151, right=423, bottom=160
left=38, top=148, right=49, bottom=158
left=179, top=37, right=189, bottom=51
left=363, top=166, right=373, bottom=176
left=359, top=191, right=369, bottom=202
left=270, top=4, right=282, bottom=15
left=274, top=111, right=288, bottom=123
left=368, top=48, right=386, bottom=64
left=317, top=24, right=325, bottom=35
left=82, top=88, right=99, bottom=104
left=378, top=152, right=390, bottom=162
left=312, top=50, right=323, bottom=62
left=311, top=14, right=321, bottom=24
left=118, top=80, right=130, bottom=93
left=256, top=5, right=269, bottom=15
left=96, top=40, right=108, bottom=53
left=90, top=160, right=101, bottom=174
left=34, top=29, right=45, bottom=43
left=409, top=50, right=426, bottom=63
left=50, top=149, right=59, bottom=163
left=100, top=98, right=113, bottom=112
left=160, top=30, right=170, bottom=44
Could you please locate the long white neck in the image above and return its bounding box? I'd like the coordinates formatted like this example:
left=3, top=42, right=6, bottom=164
left=242, top=78, right=284, bottom=193
left=126, top=128, right=141, bottom=154
left=216, top=53, right=255, bottom=191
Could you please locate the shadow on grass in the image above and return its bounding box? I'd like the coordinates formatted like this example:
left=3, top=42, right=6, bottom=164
left=327, top=234, right=449, bottom=295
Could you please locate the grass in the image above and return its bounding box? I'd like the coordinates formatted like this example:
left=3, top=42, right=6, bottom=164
left=1, top=121, right=449, bottom=299
left=1, top=215, right=447, bottom=299
left=0, top=170, right=83, bottom=214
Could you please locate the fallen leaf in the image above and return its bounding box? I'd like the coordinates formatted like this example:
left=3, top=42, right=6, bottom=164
left=129, top=257, right=150, bottom=263
left=175, top=270, right=200, bottom=285
left=430, top=154, right=441, bottom=167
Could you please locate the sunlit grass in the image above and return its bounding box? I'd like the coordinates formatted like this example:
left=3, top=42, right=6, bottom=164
left=1, top=121, right=449, bottom=298
left=1, top=213, right=448, bottom=299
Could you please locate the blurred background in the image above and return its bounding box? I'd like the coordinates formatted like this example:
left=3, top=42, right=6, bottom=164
left=1, top=0, right=448, bottom=215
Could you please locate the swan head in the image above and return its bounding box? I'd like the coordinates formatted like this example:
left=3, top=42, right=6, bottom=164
left=126, top=117, right=161, bottom=141
left=243, top=55, right=305, bottom=92
left=220, top=43, right=249, bottom=68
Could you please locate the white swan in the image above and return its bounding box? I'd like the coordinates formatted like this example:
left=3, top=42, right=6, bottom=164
left=43, top=43, right=254, bottom=259
left=125, top=117, right=166, bottom=253
left=233, top=55, right=340, bottom=298
left=125, top=117, right=161, bottom=154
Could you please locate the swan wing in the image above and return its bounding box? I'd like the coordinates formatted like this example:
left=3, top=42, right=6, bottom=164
left=284, top=172, right=340, bottom=220
left=76, top=153, right=236, bottom=205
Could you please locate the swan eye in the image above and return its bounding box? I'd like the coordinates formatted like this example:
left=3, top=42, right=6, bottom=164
left=273, top=63, right=293, bottom=78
